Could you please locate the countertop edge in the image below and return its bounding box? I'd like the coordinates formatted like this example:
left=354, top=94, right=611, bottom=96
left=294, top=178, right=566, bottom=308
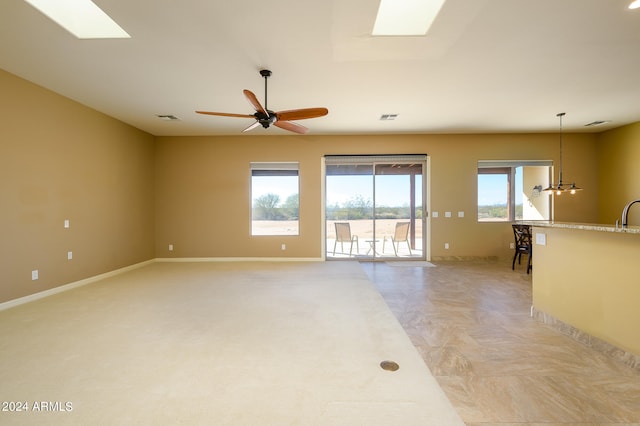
left=517, top=221, right=640, bottom=234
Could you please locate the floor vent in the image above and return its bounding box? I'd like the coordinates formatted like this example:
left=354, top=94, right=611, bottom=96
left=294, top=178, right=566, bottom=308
left=380, top=360, right=399, bottom=371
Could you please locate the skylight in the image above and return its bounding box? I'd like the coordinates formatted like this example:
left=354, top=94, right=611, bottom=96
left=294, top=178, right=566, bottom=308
left=24, top=0, right=130, bottom=39
left=372, top=0, right=446, bottom=36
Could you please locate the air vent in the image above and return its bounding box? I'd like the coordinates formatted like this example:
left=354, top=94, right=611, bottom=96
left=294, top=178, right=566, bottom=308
left=156, top=114, right=180, bottom=121
left=380, top=114, right=398, bottom=121
left=584, top=120, right=610, bottom=127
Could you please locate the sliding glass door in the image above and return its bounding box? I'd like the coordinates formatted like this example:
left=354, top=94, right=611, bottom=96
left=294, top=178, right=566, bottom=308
left=325, top=155, right=426, bottom=260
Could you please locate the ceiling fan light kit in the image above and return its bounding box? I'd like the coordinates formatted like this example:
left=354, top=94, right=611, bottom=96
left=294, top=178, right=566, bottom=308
left=196, top=69, right=328, bottom=135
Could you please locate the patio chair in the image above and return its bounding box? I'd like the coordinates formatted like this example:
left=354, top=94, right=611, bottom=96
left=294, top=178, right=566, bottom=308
left=333, top=222, right=359, bottom=256
left=383, top=222, right=412, bottom=256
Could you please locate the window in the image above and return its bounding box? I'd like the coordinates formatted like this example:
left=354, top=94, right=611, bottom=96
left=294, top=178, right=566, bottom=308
left=477, top=161, right=552, bottom=222
left=251, top=162, right=299, bottom=236
left=477, top=167, right=512, bottom=221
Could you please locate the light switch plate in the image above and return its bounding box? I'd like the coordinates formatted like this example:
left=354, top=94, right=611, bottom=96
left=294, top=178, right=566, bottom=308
left=535, top=233, right=546, bottom=246
left=445, top=211, right=452, bottom=218
left=432, top=211, right=439, bottom=218
left=458, top=211, right=464, bottom=218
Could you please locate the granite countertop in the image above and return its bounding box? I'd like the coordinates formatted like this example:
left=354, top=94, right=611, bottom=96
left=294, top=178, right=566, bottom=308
left=517, top=221, right=640, bottom=234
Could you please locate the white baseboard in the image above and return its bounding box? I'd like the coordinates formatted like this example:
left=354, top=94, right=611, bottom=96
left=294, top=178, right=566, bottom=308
left=0, top=259, right=155, bottom=312
left=155, top=257, right=324, bottom=263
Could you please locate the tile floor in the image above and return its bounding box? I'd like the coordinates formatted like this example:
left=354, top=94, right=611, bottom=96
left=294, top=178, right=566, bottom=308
left=361, top=260, right=640, bottom=425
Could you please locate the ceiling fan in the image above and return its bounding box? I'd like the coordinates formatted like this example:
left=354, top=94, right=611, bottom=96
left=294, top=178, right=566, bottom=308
left=196, top=69, right=328, bottom=135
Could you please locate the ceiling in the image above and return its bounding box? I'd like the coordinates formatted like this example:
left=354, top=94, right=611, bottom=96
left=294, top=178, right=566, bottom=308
left=1, top=0, right=639, bottom=136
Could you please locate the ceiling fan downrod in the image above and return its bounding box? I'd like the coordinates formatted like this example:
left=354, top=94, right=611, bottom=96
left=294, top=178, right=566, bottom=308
left=260, top=69, right=272, bottom=112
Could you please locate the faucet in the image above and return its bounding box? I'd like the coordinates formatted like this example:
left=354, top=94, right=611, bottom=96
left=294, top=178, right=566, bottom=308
left=621, top=199, right=640, bottom=228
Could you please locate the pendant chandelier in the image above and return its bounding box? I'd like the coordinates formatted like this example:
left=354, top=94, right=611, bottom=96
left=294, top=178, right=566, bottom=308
left=543, top=112, right=582, bottom=195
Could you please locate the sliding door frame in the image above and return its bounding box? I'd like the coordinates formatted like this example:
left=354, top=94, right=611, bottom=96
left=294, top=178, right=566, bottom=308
left=322, top=154, right=430, bottom=261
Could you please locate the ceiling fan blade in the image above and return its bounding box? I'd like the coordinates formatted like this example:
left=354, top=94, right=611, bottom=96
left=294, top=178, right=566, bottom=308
left=196, top=111, right=255, bottom=118
left=243, top=89, right=268, bottom=116
left=276, top=108, right=328, bottom=121
left=242, top=121, right=261, bottom=133
left=274, top=120, right=309, bottom=134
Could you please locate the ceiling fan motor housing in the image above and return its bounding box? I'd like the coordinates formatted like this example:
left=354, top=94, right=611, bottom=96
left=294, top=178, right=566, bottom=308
left=256, top=110, right=277, bottom=128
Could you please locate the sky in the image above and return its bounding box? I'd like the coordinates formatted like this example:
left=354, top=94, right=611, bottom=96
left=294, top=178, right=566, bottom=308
left=477, top=168, right=524, bottom=206
left=326, top=175, right=419, bottom=207
left=252, top=175, right=419, bottom=207
left=251, top=176, right=298, bottom=206
left=477, top=174, right=508, bottom=206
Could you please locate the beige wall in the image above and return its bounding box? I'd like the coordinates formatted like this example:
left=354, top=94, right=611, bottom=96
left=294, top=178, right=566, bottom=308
left=155, top=133, right=599, bottom=260
left=523, top=166, right=550, bottom=220
left=597, top=121, right=640, bottom=225
left=8, top=64, right=634, bottom=304
left=0, top=69, right=156, bottom=303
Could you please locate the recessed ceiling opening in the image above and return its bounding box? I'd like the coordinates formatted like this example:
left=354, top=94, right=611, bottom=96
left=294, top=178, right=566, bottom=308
left=372, top=0, right=446, bottom=36
left=23, top=0, right=130, bottom=39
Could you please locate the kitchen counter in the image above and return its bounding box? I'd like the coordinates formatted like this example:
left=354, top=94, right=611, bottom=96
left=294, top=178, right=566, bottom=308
left=518, top=220, right=640, bottom=234
left=526, top=222, right=640, bottom=367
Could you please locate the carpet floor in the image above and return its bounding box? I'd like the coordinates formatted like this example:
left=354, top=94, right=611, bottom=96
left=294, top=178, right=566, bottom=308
left=0, top=261, right=462, bottom=425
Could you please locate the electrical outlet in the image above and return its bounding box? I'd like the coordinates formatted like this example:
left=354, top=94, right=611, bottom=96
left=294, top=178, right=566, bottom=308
left=32, top=270, right=39, bottom=280
left=168, top=244, right=173, bottom=251
left=64, top=219, right=70, bottom=228
left=67, top=251, right=73, bottom=260
left=510, top=242, right=515, bottom=249
left=281, top=244, right=286, bottom=251
left=444, top=243, right=449, bottom=249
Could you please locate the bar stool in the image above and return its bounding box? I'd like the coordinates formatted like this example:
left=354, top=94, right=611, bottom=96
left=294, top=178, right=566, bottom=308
left=512, top=224, right=532, bottom=274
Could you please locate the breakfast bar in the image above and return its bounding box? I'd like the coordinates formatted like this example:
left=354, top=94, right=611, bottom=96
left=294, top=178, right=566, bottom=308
left=523, top=221, right=640, bottom=367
